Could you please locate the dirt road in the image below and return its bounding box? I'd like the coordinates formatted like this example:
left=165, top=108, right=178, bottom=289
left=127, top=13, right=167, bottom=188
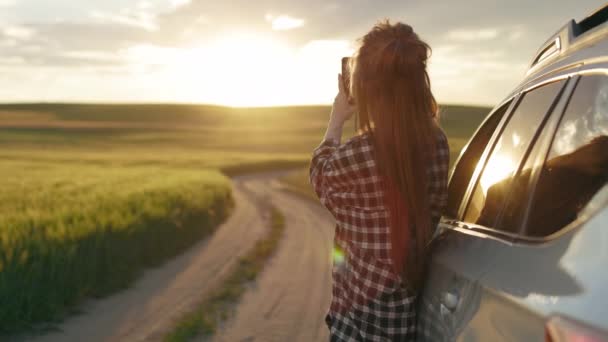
left=211, top=176, right=333, bottom=342
left=27, top=172, right=334, bottom=342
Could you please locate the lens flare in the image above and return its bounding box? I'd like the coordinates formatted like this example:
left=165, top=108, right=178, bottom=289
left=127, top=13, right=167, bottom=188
left=332, top=247, right=345, bottom=265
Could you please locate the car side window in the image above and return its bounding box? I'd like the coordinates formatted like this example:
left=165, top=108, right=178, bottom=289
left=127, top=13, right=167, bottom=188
left=524, top=75, right=608, bottom=237
left=463, top=80, right=566, bottom=230
left=445, top=102, right=510, bottom=218
left=494, top=115, right=558, bottom=233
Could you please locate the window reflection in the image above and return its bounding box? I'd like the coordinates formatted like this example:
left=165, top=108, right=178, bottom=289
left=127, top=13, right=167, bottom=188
left=551, top=77, right=608, bottom=157
left=512, top=133, right=522, bottom=148
left=478, top=153, right=516, bottom=192
left=465, top=80, right=565, bottom=227
left=525, top=75, right=608, bottom=237
left=445, top=102, right=510, bottom=218
left=497, top=123, right=554, bottom=233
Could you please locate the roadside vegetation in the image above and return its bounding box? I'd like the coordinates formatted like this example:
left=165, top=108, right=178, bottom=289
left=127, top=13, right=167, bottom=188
left=0, top=164, right=232, bottom=333
left=164, top=207, right=286, bottom=342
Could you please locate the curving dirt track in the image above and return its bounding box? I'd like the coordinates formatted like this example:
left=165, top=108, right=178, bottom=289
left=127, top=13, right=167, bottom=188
left=26, top=172, right=334, bottom=342
left=211, top=176, right=333, bottom=342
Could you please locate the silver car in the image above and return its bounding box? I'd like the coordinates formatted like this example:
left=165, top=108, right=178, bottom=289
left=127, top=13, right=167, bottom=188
left=418, top=5, right=608, bottom=341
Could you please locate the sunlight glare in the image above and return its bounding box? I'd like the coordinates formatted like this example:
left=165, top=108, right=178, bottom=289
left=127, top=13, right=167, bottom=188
left=173, top=35, right=352, bottom=106
left=479, top=153, right=516, bottom=193
left=266, top=14, right=305, bottom=31
left=125, top=32, right=353, bottom=106
left=163, top=33, right=292, bottom=106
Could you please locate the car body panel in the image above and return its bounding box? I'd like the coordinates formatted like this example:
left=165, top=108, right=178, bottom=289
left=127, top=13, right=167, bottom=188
left=472, top=197, right=608, bottom=340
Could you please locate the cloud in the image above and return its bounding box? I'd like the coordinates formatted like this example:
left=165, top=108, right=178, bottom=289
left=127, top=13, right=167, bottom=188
left=446, top=28, right=499, bottom=41
left=11, top=21, right=149, bottom=52
left=169, top=0, right=191, bottom=9
left=0, top=21, right=153, bottom=70
left=3, top=25, right=35, bottom=40
left=429, top=43, right=528, bottom=105
left=266, top=14, right=305, bottom=31
left=0, top=0, right=604, bottom=105
left=136, top=1, right=153, bottom=10
left=0, top=56, right=24, bottom=65
left=0, top=0, right=16, bottom=7
left=123, top=44, right=179, bottom=66
left=61, top=50, right=123, bottom=64
left=508, top=27, right=525, bottom=41
left=89, top=8, right=158, bottom=31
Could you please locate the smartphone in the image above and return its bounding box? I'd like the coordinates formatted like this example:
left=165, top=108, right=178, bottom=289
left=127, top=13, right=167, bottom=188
left=341, top=57, right=351, bottom=97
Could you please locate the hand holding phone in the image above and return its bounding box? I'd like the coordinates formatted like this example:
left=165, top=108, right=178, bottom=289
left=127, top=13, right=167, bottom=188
left=332, top=57, right=356, bottom=125
left=341, top=57, right=351, bottom=98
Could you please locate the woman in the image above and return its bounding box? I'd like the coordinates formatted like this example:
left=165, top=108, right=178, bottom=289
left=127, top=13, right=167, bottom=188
left=310, top=20, right=449, bottom=341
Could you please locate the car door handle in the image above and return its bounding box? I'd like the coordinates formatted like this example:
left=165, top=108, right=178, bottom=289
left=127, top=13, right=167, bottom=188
left=456, top=222, right=471, bottom=230
left=441, top=292, right=460, bottom=312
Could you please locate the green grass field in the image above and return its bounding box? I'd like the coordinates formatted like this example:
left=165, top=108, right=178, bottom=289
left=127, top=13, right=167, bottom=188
left=0, top=162, right=233, bottom=333
left=0, top=102, right=490, bottom=334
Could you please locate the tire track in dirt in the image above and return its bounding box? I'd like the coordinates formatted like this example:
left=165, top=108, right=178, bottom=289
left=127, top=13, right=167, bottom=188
left=211, top=178, right=334, bottom=342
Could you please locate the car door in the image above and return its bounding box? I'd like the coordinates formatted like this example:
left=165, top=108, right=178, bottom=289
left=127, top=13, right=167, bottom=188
left=462, top=73, right=608, bottom=341
left=417, top=99, right=514, bottom=341
left=418, top=78, right=571, bottom=342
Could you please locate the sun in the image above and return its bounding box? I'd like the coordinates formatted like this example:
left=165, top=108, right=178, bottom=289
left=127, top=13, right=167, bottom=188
left=168, top=32, right=296, bottom=107
left=147, top=31, right=354, bottom=107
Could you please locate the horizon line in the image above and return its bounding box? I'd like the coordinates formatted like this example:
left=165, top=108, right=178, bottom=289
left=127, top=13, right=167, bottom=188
left=0, top=100, right=495, bottom=109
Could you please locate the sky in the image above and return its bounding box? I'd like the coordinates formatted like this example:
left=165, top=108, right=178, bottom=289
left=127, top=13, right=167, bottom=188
left=0, top=0, right=605, bottom=107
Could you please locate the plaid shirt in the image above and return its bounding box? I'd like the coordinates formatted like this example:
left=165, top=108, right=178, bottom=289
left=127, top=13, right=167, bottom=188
left=310, top=130, right=449, bottom=341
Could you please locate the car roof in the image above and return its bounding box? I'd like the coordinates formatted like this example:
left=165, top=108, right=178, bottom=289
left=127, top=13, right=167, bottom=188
left=503, top=4, right=608, bottom=101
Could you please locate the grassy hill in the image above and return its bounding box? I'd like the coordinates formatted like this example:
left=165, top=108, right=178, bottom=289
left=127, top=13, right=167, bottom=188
left=0, top=103, right=490, bottom=165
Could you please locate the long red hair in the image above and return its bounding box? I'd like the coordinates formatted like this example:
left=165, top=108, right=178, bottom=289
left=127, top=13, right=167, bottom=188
left=351, top=20, right=439, bottom=290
